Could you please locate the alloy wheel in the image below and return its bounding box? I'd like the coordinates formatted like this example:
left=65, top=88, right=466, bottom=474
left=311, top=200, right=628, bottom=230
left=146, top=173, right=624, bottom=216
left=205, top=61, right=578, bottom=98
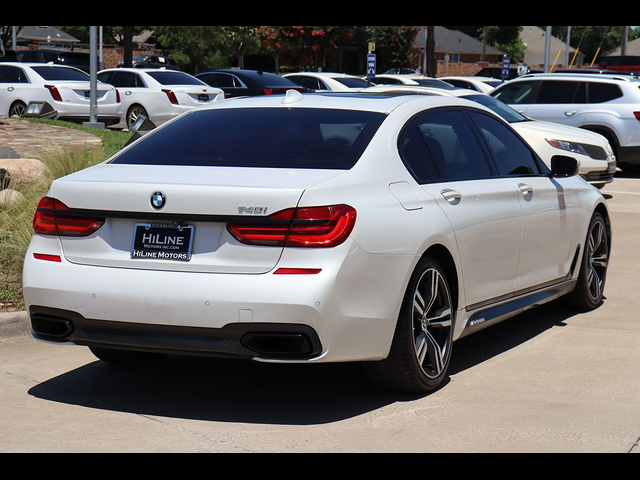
left=587, top=217, right=608, bottom=302
left=412, top=267, right=453, bottom=380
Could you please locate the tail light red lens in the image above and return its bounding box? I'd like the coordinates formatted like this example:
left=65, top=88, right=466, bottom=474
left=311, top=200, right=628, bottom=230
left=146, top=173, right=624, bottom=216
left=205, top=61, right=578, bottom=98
left=45, top=85, right=62, bottom=102
left=264, top=89, right=273, bottom=95
left=162, top=89, right=179, bottom=105
left=634, top=112, right=640, bottom=122
left=33, top=197, right=104, bottom=237
left=116, top=89, right=121, bottom=103
left=228, top=205, right=356, bottom=248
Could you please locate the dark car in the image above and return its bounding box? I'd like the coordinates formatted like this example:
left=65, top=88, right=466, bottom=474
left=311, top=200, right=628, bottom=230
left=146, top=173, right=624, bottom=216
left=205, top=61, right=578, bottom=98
left=16, top=49, right=103, bottom=73
left=118, top=55, right=180, bottom=71
left=195, top=69, right=310, bottom=98
left=475, top=66, right=543, bottom=80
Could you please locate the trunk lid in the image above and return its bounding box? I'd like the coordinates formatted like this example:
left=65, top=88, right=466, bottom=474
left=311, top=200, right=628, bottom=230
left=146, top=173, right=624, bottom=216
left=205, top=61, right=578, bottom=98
left=51, top=164, right=343, bottom=274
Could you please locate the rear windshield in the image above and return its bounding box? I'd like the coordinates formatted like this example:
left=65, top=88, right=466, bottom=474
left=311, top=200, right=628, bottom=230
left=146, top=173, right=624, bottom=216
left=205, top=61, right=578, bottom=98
left=111, top=108, right=386, bottom=170
left=145, top=71, right=205, bottom=86
left=31, top=66, right=89, bottom=81
left=332, top=77, right=370, bottom=88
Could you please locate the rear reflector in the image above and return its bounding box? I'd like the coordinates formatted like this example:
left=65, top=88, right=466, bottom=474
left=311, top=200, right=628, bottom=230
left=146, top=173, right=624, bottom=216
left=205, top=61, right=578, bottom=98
left=33, top=197, right=104, bottom=237
left=33, top=254, right=62, bottom=263
left=274, top=268, right=322, bottom=275
left=228, top=204, right=356, bottom=248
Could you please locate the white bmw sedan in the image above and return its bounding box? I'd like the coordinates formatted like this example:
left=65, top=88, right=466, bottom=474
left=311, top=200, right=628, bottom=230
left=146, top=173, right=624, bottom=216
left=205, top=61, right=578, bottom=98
left=0, top=63, right=121, bottom=124
left=97, top=68, right=223, bottom=130
left=23, top=91, right=611, bottom=393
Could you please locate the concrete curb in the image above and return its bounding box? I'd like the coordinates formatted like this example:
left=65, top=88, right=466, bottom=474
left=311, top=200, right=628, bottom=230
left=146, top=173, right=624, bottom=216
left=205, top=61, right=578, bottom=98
left=0, top=311, right=30, bottom=340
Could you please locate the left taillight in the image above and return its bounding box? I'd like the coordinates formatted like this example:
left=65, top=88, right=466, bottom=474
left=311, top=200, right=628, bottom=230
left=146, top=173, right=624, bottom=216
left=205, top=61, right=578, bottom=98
left=115, top=88, right=121, bottom=103
left=44, top=85, right=62, bottom=102
left=162, top=89, right=179, bottom=105
left=228, top=204, right=357, bottom=249
left=33, top=197, right=104, bottom=237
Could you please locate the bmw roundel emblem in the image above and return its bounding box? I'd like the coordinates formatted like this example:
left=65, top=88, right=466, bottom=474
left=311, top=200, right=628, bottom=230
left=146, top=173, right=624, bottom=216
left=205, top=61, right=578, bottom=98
left=151, top=191, right=166, bottom=210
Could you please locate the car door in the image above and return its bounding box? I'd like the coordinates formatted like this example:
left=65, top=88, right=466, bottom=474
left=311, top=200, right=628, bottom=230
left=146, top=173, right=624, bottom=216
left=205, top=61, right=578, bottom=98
left=0, top=65, right=27, bottom=116
left=401, top=108, right=524, bottom=308
left=522, top=80, right=588, bottom=127
left=468, top=110, right=575, bottom=291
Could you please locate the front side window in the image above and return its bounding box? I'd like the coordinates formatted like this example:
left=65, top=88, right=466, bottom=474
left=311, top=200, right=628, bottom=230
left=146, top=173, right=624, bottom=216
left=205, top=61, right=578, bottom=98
left=111, top=108, right=386, bottom=170
left=491, top=81, right=535, bottom=105
left=400, top=110, right=493, bottom=182
left=469, top=111, right=544, bottom=177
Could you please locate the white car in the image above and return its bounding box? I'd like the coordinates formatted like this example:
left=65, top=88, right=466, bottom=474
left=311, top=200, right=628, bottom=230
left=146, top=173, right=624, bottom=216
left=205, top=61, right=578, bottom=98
left=365, top=85, right=617, bottom=188
left=97, top=68, right=223, bottom=130
left=439, top=76, right=504, bottom=93
left=368, top=74, right=456, bottom=89
left=490, top=73, right=640, bottom=172
left=24, top=91, right=611, bottom=393
left=0, top=63, right=121, bottom=124
left=283, top=72, right=370, bottom=91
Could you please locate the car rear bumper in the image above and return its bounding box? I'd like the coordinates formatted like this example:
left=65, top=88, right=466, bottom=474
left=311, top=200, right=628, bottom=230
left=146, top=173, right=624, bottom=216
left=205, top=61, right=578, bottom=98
left=23, top=234, right=414, bottom=363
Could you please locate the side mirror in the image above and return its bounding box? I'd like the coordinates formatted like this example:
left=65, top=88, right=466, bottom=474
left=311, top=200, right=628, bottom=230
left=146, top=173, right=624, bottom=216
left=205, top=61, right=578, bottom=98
left=551, top=155, right=579, bottom=178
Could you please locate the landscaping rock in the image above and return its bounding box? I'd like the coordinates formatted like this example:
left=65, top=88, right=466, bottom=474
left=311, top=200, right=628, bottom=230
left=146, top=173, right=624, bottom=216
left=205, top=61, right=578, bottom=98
left=0, top=189, right=25, bottom=206
left=0, top=158, right=50, bottom=187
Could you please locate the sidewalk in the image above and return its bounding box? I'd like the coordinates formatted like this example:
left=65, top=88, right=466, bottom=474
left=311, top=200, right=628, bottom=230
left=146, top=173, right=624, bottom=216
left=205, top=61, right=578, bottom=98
left=0, top=311, right=29, bottom=340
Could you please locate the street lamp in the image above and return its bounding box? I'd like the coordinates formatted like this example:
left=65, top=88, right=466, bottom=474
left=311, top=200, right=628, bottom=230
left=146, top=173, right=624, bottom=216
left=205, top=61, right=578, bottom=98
left=82, top=26, right=105, bottom=129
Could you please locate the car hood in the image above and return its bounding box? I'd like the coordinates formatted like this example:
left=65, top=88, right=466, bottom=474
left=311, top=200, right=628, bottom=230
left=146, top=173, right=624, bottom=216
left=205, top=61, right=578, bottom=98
left=512, top=120, right=609, bottom=147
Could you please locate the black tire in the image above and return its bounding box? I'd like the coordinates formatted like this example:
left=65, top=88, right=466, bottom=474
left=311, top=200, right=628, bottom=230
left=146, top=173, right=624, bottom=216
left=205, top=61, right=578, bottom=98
left=127, top=105, right=148, bottom=130
left=90, top=346, right=164, bottom=367
left=364, top=257, right=455, bottom=394
left=9, top=101, right=26, bottom=118
left=566, top=212, right=610, bottom=311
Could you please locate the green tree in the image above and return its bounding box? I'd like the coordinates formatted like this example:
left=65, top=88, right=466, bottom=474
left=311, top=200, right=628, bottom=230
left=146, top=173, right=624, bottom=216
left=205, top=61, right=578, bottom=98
left=375, top=26, right=421, bottom=73
left=153, top=26, right=229, bottom=74
left=223, top=26, right=260, bottom=69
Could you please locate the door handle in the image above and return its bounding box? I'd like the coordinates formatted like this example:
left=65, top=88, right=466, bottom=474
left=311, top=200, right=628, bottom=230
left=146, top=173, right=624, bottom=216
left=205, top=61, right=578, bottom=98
left=441, top=189, right=462, bottom=204
left=565, top=111, right=577, bottom=117
left=518, top=183, right=533, bottom=196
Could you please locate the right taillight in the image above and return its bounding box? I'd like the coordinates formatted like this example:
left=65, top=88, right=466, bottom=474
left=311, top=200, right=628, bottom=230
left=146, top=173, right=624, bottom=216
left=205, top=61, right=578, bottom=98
left=634, top=112, right=640, bottom=122
left=33, top=197, right=104, bottom=237
left=228, top=204, right=357, bottom=248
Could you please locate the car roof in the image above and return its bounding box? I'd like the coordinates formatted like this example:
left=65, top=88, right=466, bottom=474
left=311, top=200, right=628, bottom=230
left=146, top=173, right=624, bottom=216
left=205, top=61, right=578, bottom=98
left=198, top=90, right=485, bottom=115
left=285, top=72, right=360, bottom=78
left=515, top=73, right=640, bottom=83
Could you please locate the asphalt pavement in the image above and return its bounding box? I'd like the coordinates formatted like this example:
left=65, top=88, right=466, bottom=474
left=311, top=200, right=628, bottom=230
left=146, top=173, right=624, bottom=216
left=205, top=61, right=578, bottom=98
left=1, top=178, right=639, bottom=453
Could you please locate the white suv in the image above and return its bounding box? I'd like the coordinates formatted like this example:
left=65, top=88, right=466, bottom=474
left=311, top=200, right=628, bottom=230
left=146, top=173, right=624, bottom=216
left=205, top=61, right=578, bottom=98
left=490, top=73, right=640, bottom=172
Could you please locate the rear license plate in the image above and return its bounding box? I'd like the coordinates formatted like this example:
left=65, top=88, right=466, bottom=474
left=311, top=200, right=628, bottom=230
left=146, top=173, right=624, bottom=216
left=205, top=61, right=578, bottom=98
left=131, top=223, right=194, bottom=262
left=198, top=94, right=210, bottom=102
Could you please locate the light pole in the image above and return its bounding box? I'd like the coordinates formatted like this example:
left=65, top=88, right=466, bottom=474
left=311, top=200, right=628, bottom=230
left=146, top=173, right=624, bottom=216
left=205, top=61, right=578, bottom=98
left=83, top=26, right=104, bottom=130
left=544, top=26, right=552, bottom=73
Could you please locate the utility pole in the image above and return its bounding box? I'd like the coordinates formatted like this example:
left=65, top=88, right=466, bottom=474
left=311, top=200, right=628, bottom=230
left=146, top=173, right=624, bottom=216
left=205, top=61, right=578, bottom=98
left=426, top=26, right=436, bottom=77
left=622, top=26, right=628, bottom=55
left=544, top=26, right=552, bottom=73
left=565, top=26, right=572, bottom=69
left=83, top=26, right=104, bottom=130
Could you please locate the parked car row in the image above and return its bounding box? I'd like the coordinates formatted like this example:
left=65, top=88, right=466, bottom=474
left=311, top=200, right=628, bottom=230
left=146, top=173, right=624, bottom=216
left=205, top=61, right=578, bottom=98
left=2, top=63, right=633, bottom=183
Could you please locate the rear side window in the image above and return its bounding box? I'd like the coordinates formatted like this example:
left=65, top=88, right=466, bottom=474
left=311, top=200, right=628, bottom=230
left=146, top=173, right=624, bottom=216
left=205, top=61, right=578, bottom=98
left=536, top=81, right=586, bottom=104
left=491, top=81, right=535, bottom=104
left=112, top=108, right=386, bottom=170
left=588, top=83, right=623, bottom=103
